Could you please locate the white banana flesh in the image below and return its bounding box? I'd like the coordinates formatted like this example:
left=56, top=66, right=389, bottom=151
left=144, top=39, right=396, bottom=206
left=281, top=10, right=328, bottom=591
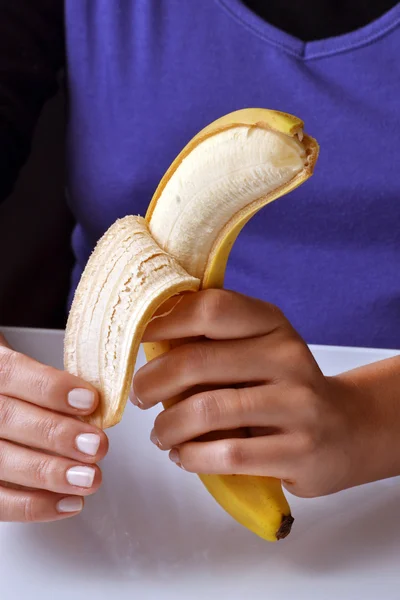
left=65, top=108, right=319, bottom=541
left=150, top=127, right=306, bottom=279
left=64, top=216, right=199, bottom=428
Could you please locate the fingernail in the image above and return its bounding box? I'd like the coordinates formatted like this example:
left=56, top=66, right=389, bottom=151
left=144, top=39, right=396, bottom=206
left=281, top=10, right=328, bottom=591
left=76, top=433, right=101, bottom=456
left=169, top=448, right=181, bottom=465
left=150, top=428, right=161, bottom=448
left=129, top=388, right=143, bottom=408
left=68, top=388, right=95, bottom=410
left=57, top=496, right=83, bottom=513
left=66, top=466, right=96, bottom=488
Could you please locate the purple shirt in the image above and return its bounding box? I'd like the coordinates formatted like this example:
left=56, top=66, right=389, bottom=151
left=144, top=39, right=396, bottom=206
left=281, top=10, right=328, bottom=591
left=64, top=0, right=400, bottom=348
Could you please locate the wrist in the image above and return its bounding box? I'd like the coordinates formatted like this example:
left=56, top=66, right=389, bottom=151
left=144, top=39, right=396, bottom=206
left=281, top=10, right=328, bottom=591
left=332, top=357, right=400, bottom=487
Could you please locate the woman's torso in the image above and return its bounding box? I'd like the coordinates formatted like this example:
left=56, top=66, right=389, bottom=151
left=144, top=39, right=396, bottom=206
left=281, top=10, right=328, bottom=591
left=64, top=0, right=400, bottom=348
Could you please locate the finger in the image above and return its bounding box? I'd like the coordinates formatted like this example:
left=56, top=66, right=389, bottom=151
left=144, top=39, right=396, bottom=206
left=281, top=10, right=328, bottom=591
left=0, top=440, right=102, bottom=494
left=133, top=334, right=309, bottom=408
left=0, top=395, right=108, bottom=462
left=169, top=434, right=292, bottom=477
left=0, top=345, right=99, bottom=415
left=152, top=385, right=287, bottom=450
left=143, top=289, right=287, bottom=342
left=0, top=485, right=84, bottom=522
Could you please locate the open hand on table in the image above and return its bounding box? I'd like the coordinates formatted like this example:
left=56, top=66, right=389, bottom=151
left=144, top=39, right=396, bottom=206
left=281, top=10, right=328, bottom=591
left=133, top=290, right=400, bottom=498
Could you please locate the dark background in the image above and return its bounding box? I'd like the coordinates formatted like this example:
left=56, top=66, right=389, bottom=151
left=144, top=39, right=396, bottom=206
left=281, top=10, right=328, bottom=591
left=0, top=90, right=74, bottom=330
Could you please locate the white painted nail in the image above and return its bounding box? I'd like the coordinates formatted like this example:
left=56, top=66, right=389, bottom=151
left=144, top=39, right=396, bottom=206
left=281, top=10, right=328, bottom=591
left=76, top=433, right=101, bottom=456
left=57, top=496, right=83, bottom=513
left=68, top=388, right=95, bottom=410
left=129, top=388, right=143, bottom=408
left=150, top=428, right=162, bottom=448
left=66, top=466, right=95, bottom=488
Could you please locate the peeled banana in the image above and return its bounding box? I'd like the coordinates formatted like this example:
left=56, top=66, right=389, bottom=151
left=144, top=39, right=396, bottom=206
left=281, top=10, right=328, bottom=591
left=64, top=108, right=319, bottom=541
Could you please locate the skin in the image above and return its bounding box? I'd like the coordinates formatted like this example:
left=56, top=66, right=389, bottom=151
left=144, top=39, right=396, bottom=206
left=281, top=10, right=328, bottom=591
left=2, top=289, right=400, bottom=522
left=0, top=334, right=108, bottom=522
left=133, top=290, right=400, bottom=498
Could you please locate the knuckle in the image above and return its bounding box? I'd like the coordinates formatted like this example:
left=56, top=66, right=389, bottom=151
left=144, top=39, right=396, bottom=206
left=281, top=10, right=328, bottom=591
left=22, top=495, right=36, bottom=522
left=0, top=487, right=23, bottom=522
left=296, top=431, right=319, bottom=457
left=191, top=391, right=221, bottom=426
left=33, top=457, right=52, bottom=487
left=265, top=302, right=285, bottom=323
left=199, top=289, right=230, bottom=329
left=37, top=416, right=63, bottom=447
left=30, top=366, right=54, bottom=401
left=180, top=343, right=210, bottom=377
left=221, top=440, right=245, bottom=470
left=0, top=439, right=8, bottom=470
left=285, top=338, right=310, bottom=364
left=235, top=387, right=255, bottom=415
left=0, top=394, right=16, bottom=430
left=0, top=489, right=7, bottom=521
left=0, top=348, right=18, bottom=389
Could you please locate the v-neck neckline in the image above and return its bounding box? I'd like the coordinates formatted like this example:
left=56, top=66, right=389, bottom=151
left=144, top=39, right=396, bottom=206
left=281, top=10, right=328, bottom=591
left=216, top=0, right=400, bottom=60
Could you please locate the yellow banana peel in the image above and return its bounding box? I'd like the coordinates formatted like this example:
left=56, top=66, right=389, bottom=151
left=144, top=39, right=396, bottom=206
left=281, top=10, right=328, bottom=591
left=65, top=108, right=319, bottom=542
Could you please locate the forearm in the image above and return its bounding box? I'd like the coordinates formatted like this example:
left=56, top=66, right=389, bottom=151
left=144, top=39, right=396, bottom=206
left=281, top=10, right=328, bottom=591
left=333, top=355, right=400, bottom=487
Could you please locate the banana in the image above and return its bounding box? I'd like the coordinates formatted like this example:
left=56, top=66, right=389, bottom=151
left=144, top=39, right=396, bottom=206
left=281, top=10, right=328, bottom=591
left=64, top=216, right=200, bottom=427
left=64, top=108, right=319, bottom=542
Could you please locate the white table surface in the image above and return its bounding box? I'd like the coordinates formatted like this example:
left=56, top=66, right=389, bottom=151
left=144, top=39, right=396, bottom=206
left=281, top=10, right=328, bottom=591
left=1, top=327, right=400, bottom=600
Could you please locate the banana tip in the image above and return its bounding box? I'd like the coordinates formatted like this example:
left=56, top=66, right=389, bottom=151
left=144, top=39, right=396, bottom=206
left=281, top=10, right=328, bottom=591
left=276, top=514, right=294, bottom=540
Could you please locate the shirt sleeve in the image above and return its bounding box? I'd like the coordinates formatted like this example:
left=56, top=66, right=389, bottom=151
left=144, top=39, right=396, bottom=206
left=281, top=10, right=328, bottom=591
left=0, top=0, right=65, bottom=202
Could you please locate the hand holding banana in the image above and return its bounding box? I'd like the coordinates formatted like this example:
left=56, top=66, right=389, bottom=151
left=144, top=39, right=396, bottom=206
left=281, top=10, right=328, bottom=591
left=65, top=108, right=316, bottom=541
left=2, top=108, right=399, bottom=531
left=64, top=107, right=400, bottom=541
left=135, top=289, right=389, bottom=499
